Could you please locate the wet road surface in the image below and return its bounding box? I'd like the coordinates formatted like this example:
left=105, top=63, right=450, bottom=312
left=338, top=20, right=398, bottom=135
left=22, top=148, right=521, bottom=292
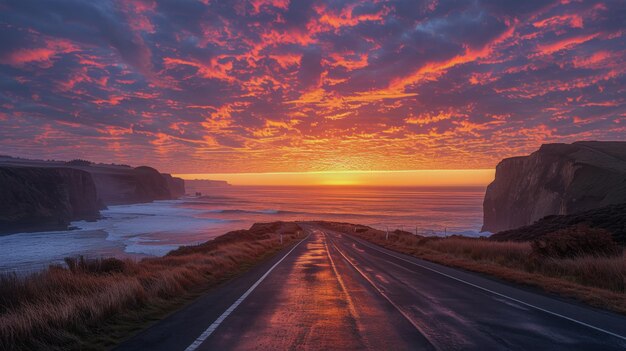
left=117, top=224, right=626, bottom=350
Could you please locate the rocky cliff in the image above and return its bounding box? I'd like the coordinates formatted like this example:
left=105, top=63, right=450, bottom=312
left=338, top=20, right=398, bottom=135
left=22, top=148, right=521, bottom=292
left=0, top=157, right=186, bottom=233
left=482, top=141, right=626, bottom=233
left=162, top=173, right=186, bottom=198
left=86, top=166, right=174, bottom=205
left=0, top=166, right=100, bottom=233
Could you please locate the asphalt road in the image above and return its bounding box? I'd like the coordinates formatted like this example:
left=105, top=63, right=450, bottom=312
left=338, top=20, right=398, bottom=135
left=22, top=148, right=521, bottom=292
left=116, top=224, right=626, bottom=350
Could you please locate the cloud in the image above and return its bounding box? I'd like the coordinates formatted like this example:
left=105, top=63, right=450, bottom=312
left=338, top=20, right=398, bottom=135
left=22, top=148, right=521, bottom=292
left=0, top=0, right=624, bottom=173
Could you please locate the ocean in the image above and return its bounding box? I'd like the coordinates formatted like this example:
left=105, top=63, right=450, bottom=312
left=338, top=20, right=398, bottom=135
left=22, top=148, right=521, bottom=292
left=0, top=185, right=487, bottom=273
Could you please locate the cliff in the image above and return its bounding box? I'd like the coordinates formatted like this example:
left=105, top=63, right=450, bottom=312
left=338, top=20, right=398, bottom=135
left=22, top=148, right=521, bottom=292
left=85, top=166, right=173, bottom=205
left=482, top=141, right=626, bottom=232
left=0, top=166, right=100, bottom=233
left=162, top=173, right=186, bottom=198
left=0, top=157, right=186, bottom=233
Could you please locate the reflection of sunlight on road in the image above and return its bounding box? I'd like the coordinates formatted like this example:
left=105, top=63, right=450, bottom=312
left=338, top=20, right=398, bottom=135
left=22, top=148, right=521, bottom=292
left=233, top=230, right=364, bottom=350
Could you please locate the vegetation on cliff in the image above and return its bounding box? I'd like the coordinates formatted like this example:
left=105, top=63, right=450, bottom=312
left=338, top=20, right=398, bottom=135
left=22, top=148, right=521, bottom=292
left=490, top=202, right=626, bottom=245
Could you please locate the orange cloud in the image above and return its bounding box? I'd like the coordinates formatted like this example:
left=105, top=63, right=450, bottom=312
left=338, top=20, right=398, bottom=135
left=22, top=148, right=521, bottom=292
left=535, top=33, right=599, bottom=55
left=269, top=53, right=302, bottom=69
left=390, top=22, right=517, bottom=91
left=2, top=0, right=624, bottom=174
left=312, top=3, right=389, bottom=32
left=405, top=111, right=457, bottom=126
left=93, top=95, right=125, bottom=106
left=328, top=53, right=369, bottom=71
left=533, top=14, right=583, bottom=29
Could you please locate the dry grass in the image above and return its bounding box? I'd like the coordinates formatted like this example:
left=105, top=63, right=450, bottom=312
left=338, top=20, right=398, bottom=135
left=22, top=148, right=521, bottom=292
left=319, top=221, right=626, bottom=314
left=0, top=222, right=304, bottom=350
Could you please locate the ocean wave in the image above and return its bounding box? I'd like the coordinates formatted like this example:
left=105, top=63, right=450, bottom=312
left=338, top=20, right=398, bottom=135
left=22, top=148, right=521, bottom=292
left=205, top=209, right=288, bottom=215
left=202, top=208, right=385, bottom=218
left=181, top=199, right=252, bottom=206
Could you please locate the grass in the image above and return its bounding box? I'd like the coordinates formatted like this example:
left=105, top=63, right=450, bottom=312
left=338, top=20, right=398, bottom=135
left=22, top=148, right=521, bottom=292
left=491, top=202, right=626, bottom=244
left=318, top=222, right=626, bottom=314
left=0, top=221, right=304, bottom=351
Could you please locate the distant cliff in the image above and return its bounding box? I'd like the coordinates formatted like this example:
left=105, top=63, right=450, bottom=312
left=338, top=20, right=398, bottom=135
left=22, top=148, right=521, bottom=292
left=482, top=141, right=626, bottom=233
left=0, top=166, right=100, bottom=233
left=185, top=179, right=230, bottom=196
left=162, top=173, right=186, bottom=198
left=85, top=165, right=174, bottom=205
left=186, top=179, right=230, bottom=188
left=0, top=157, right=186, bottom=233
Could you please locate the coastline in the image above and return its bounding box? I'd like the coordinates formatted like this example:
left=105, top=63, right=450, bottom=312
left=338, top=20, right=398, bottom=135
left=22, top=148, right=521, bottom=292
left=2, top=220, right=625, bottom=350
left=0, top=222, right=305, bottom=350
left=0, top=186, right=486, bottom=272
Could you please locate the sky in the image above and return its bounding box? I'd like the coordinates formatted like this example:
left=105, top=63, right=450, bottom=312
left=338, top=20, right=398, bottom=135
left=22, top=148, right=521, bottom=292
left=0, top=0, right=625, bottom=179
left=178, top=169, right=495, bottom=186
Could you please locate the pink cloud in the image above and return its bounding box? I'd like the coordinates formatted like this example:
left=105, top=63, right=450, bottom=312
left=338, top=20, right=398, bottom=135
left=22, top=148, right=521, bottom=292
left=535, top=33, right=599, bottom=55
left=0, top=39, right=78, bottom=67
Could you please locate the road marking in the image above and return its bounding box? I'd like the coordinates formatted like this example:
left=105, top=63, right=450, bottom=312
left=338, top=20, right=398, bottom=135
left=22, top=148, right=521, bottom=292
left=184, top=233, right=310, bottom=351
left=327, top=236, right=436, bottom=349
left=342, top=233, right=626, bottom=342
left=324, top=235, right=360, bottom=320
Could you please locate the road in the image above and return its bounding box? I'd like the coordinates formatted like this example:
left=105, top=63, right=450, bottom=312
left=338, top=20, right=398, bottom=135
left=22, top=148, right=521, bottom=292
left=117, top=224, right=626, bottom=350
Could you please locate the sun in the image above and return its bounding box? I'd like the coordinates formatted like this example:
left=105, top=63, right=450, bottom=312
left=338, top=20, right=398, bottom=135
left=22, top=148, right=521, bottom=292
left=314, top=172, right=362, bottom=186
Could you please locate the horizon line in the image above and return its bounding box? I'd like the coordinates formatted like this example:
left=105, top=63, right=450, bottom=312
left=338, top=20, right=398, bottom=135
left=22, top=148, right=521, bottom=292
left=174, top=169, right=496, bottom=186
left=174, top=168, right=494, bottom=177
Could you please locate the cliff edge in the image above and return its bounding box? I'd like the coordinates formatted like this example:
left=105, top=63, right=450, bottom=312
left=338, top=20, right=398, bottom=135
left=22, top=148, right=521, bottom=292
left=0, top=157, right=186, bottom=233
left=0, top=166, right=100, bottom=233
left=86, top=165, right=174, bottom=205
left=482, top=141, right=626, bottom=233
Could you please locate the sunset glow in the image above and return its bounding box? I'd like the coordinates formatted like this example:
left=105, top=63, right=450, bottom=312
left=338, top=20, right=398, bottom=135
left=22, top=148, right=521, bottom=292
left=2, top=2, right=626, bottom=347
left=0, top=1, right=624, bottom=174
left=176, top=169, right=495, bottom=186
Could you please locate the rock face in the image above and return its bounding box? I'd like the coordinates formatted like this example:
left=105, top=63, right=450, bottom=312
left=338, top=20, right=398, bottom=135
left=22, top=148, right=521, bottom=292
left=0, top=157, right=187, bottom=233
left=0, top=166, right=100, bottom=233
left=162, top=173, right=186, bottom=198
left=87, top=166, right=174, bottom=205
left=482, top=141, right=626, bottom=233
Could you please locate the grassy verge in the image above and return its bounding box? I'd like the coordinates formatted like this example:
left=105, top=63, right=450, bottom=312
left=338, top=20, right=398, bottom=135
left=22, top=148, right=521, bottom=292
left=317, top=221, right=626, bottom=315
left=0, top=222, right=304, bottom=350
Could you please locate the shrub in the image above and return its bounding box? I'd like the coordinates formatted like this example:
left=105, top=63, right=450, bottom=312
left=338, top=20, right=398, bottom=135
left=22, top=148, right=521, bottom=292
left=531, top=224, right=621, bottom=259
left=64, top=256, right=127, bottom=274
left=65, top=159, right=92, bottom=166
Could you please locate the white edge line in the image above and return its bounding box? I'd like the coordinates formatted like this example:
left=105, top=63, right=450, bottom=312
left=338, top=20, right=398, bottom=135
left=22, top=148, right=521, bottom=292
left=345, top=233, right=626, bottom=342
left=184, top=233, right=310, bottom=351
left=323, top=233, right=360, bottom=320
